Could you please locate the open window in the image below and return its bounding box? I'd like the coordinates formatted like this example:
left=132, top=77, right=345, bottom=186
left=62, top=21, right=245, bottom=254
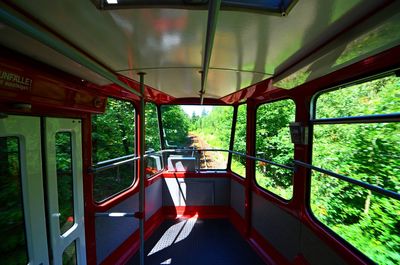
left=255, top=99, right=295, bottom=200
left=145, top=102, right=163, bottom=178
left=91, top=98, right=136, bottom=203
left=160, top=105, right=234, bottom=171
left=310, top=73, right=400, bottom=264
left=231, top=104, right=247, bottom=177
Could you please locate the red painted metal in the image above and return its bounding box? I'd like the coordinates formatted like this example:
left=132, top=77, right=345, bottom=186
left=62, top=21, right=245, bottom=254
left=81, top=114, right=97, bottom=265
left=0, top=48, right=107, bottom=114
left=167, top=97, right=227, bottom=105
left=244, top=99, right=256, bottom=237
left=100, top=74, right=176, bottom=104
left=162, top=171, right=231, bottom=179
left=220, top=78, right=274, bottom=104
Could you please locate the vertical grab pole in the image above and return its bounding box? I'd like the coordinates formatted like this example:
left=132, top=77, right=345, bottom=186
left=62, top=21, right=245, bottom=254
left=138, top=72, right=146, bottom=265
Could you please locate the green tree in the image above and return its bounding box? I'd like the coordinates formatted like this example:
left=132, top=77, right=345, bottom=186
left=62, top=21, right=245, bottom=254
left=145, top=102, right=161, bottom=151
left=161, top=105, right=190, bottom=147
left=311, top=75, right=400, bottom=264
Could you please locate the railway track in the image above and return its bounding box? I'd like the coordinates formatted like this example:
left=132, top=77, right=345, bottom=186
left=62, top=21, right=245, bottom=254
left=188, top=133, right=223, bottom=169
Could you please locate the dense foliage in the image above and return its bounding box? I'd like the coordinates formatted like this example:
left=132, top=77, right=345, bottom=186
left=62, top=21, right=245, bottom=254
left=187, top=75, right=399, bottom=264
left=91, top=98, right=136, bottom=201
left=0, top=137, right=28, bottom=265
left=92, top=98, right=136, bottom=163
left=311, top=75, right=400, bottom=264
left=190, top=106, right=233, bottom=149
left=190, top=106, right=233, bottom=169
left=161, top=105, right=191, bottom=147
left=255, top=100, right=295, bottom=200
left=231, top=104, right=247, bottom=176
left=145, top=103, right=161, bottom=151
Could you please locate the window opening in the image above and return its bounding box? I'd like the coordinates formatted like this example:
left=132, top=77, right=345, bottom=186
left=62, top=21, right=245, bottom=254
left=311, top=74, right=400, bottom=264
left=160, top=105, right=234, bottom=171
left=0, top=137, right=28, bottom=264
left=255, top=99, right=295, bottom=200
left=92, top=98, right=136, bottom=202
left=231, top=104, right=247, bottom=177
left=145, top=103, right=162, bottom=178
left=55, top=132, right=75, bottom=234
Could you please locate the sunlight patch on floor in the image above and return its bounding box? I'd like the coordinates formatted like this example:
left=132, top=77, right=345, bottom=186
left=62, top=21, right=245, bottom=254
left=148, top=214, right=198, bottom=256
left=160, top=258, right=172, bottom=264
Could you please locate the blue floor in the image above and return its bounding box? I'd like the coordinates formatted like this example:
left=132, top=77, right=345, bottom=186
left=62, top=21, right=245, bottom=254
left=128, top=218, right=265, bottom=265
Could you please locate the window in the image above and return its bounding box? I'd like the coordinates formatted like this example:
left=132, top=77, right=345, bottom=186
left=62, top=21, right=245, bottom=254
left=161, top=105, right=234, bottom=170
left=55, top=132, right=74, bottom=234
left=92, top=98, right=136, bottom=202
left=145, top=103, right=162, bottom=178
left=0, top=137, right=28, bottom=264
left=255, top=99, right=295, bottom=200
left=231, top=104, right=247, bottom=177
left=311, top=74, right=400, bottom=264
left=63, top=240, right=77, bottom=265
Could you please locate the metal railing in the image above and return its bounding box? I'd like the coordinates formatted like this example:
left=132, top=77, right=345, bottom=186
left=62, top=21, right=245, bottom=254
left=310, top=113, right=400, bottom=125
left=90, top=148, right=295, bottom=174
left=161, top=148, right=295, bottom=172
left=90, top=150, right=158, bottom=173
left=92, top=148, right=400, bottom=219
left=294, top=160, right=400, bottom=201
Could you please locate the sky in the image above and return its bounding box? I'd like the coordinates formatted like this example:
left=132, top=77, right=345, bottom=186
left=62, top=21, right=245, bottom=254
left=181, top=105, right=213, bottom=117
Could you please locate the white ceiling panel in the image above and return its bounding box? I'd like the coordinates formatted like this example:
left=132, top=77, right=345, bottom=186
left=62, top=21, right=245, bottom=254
left=118, top=68, right=201, bottom=98
left=9, top=0, right=207, bottom=71
left=204, top=69, right=271, bottom=98
left=211, top=0, right=385, bottom=75
left=2, top=0, right=398, bottom=100
left=274, top=1, right=400, bottom=89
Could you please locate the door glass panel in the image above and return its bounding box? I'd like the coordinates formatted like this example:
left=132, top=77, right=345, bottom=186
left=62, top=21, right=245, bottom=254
left=0, top=137, right=28, bottom=264
left=63, top=240, right=77, bottom=265
left=55, top=132, right=74, bottom=234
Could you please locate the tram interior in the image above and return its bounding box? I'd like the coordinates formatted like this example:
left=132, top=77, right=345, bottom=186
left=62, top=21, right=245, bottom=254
left=0, top=1, right=400, bottom=265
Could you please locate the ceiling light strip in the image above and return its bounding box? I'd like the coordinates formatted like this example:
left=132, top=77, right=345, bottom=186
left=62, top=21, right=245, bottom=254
left=0, top=4, right=142, bottom=97
left=200, top=0, right=222, bottom=105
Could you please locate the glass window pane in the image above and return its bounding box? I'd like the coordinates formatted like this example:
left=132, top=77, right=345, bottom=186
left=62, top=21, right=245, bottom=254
left=161, top=105, right=233, bottom=170
left=0, top=137, right=28, bottom=264
left=55, top=132, right=74, bottom=234
left=145, top=103, right=163, bottom=178
left=255, top=99, right=295, bottom=200
left=92, top=98, right=135, bottom=163
left=316, top=75, right=400, bottom=119
left=93, top=159, right=136, bottom=203
left=232, top=104, right=247, bottom=177
left=63, top=240, right=77, bottom=265
left=92, top=98, right=136, bottom=202
left=312, top=74, right=400, bottom=264
left=145, top=103, right=161, bottom=152
left=311, top=122, right=400, bottom=264
left=161, top=105, right=191, bottom=148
